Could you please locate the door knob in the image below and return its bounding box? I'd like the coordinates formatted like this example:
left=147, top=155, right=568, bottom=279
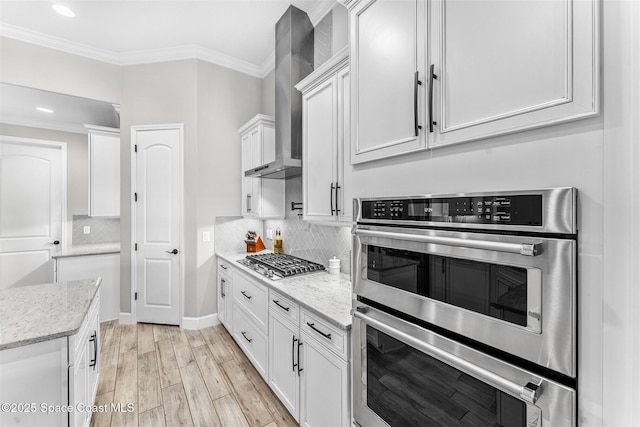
left=48, top=240, right=60, bottom=245
left=166, top=249, right=178, bottom=255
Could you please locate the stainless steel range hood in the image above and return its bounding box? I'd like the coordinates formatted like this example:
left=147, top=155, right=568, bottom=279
left=245, top=5, right=314, bottom=179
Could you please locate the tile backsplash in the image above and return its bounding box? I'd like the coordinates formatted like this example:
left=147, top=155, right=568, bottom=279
left=214, top=177, right=352, bottom=275
left=214, top=217, right=264, bottom=254
left=72, top=215, right=120, bottom=245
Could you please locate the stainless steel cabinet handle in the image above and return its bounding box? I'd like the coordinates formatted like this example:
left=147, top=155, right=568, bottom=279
left=220, top=279, right=226, bottom=297
left=241, top=290, right=252, bottom=300
left=335, top=183, right=341, bottom=215
left=246, top=194, right=252, bottom=213
left=220, top=264, right=228, bottom=270
left=414, top=71, right=423, bottom=136
left=241, top=331, right=252, bottom=343
left=354, top=228, right=541, bottom=257
left=353, top=308, right=543, bottom=404
left=429, top=64, right=438, bottom=133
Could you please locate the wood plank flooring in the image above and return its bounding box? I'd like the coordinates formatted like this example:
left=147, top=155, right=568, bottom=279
left=90, top=321, right=298, bottom=427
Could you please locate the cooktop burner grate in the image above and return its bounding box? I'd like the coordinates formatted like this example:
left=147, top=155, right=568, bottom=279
left=239, top=253, right=325, bottom=278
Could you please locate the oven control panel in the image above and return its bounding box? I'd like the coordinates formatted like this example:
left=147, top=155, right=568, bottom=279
left=361, top=194, right=543, bottom=226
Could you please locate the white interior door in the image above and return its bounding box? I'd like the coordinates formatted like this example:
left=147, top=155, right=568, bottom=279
left=0, top=136, right=65, bottom=289
left=133, top=125, right=183, bottom=325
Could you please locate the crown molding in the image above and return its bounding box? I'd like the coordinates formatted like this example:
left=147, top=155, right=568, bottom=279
left=0, top=23, right=265, bottom=78
left=308, top=0, right=339, bottom=26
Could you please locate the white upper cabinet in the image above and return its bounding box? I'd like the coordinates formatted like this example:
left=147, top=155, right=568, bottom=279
left=297, top=47, right=353, bottom=223
left=86, top=125, right=120, bottom=217
left=343, top=0, right=598, bottom=158
left=239, top=115, right=284, bottom=219
left=348, top=0, right=427, bottom=164
left=430, top=0, right=599, bottom=146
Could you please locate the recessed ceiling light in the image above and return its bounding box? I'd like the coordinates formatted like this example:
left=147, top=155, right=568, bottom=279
left=52, top=3, right=75, bottom=18
left=36, top=107, right=54, bottom=113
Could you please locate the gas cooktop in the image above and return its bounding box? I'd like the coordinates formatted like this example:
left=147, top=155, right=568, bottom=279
left=237, top=253, right=325, bottom=280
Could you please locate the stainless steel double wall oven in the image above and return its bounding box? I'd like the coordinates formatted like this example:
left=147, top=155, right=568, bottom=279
left=352, top=188, right=577, bottom=427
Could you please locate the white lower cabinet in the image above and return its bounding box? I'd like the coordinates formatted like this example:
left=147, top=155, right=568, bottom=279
left=217, top=258, right=233, bottom=330
left=0, top=295, right=100, bottom=427
left=269, top=311, right=301, bottom=420
left=299, top=333, right=350, bottom=427
left=218, top=259, right=351, bottom=426
left=55, top=253, right=120, bottom=322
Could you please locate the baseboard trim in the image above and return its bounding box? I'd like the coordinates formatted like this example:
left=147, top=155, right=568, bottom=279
left=119, top=312, right=134, bottom=324
left=182, top=313, right=219, bottom=330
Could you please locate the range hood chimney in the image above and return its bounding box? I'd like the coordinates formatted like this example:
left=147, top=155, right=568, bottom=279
left=245, top=5, right=314, bottom=179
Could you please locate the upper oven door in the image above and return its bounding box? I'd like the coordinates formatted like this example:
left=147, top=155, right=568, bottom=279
left=353, top=225, right=576, bottom=377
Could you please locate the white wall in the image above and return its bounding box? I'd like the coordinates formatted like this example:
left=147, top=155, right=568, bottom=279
left=0, top=37, right=121, bottom=104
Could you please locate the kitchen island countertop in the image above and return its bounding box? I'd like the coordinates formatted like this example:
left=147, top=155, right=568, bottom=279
left=217, top=251, right=353, bottom=330
left=0, top=278, right=101, bottom=350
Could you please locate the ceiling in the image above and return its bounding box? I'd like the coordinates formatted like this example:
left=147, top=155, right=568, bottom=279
left=0, top=0, right=337, bottom=77
left=0, top=0, right=338, bottom=133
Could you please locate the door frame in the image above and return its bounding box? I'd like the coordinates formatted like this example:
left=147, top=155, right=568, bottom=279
left=130, top=124, right=184, bottom=325
left=0, top=134, right=67, bottom=251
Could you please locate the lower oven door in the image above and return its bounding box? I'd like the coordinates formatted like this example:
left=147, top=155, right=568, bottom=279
left=353, top=225, right=576, bottom=377
left=352, top=302, right=576, bottom=427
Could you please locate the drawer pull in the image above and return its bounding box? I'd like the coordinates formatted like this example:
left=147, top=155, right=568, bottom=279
left=241, top=331, right=253, bottom=343
left=221, top=264, right=228, bottom=270
left=306, top=322, right=332, bottom=340
left=241, top=290, right=252, bottom=300
left=273, top=300, right=290, bottom=312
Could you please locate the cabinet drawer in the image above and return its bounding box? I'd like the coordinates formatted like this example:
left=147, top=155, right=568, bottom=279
left=233, top=271, right=268, bottom=333
left=233, top=305, right=268, bottom=380
left=217, top=258, right=233, bottom=276
left=269, top=290, right=299, bottom=324
left=301, top=309, right=348, bottom=361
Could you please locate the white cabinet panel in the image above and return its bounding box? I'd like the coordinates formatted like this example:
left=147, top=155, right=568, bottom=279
left=87, top=127, right=120, bottom=217
left=56, top=253, right=120, bottom=322
left=298, top=48, right=353, bottom=223
left=299, top=333, right=350, bottom=427
left=268, top=312, right=300, bottom=420
left=239, top=116, right=284, bottom=219
left=431, top=0, right=598, bottom=146
left=349, top=0, right=427, bottom=163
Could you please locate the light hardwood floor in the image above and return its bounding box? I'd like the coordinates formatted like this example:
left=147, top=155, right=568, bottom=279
left=90, top=321, right=298, bottom=427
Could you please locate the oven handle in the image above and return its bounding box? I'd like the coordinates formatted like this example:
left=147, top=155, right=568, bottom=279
left=352, top=307, right=543, bottom=404
left=354, top=228, right=541, bottom=257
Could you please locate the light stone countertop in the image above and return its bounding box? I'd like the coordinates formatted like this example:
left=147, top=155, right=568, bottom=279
left=52, top=242, right=121, bottom=259
left=0, top=278, right=101, bottom=350
left=217, top=252, right=353, bottom=330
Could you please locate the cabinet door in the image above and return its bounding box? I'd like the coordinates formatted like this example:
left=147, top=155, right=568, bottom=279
left=350, top=0, right=427, bottom=164
left=88, top=132, right=120, bottom=217
left=218, top=272, right=232, bottom=329
left=86, top=301, right=100, bottom=415
left=56, top=254, right=119, bottom=322
left=299, top=335, right=350, bottom=427
left=70, top=335, right=89, bottom=427
left=268, top=313, right=300, bottom=421
left=242, top=177, right=260, bottom=217
left=250, top=127, right=262, bottom=168
left=431, top=0, right=598, bottom=146
left=336, top=67, right=353, bottom=222
left=303, top=75, right=338, bottom=221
